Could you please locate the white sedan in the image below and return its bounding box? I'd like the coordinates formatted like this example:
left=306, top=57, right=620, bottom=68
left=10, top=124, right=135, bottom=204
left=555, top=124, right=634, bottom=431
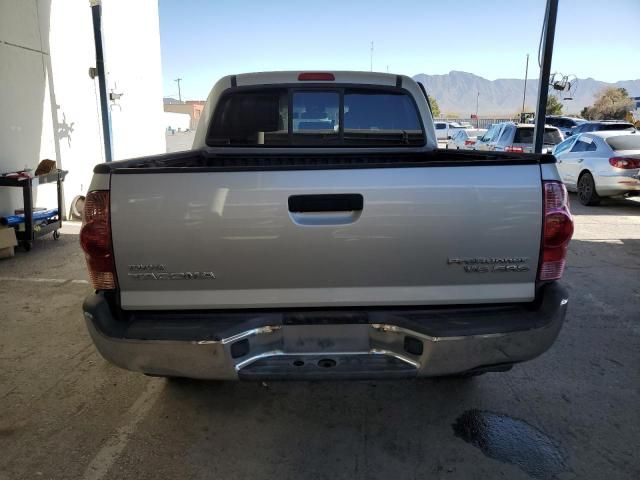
left=553, top=131, right=640, bottom=205
left=446, top=128, right=487, bottom=150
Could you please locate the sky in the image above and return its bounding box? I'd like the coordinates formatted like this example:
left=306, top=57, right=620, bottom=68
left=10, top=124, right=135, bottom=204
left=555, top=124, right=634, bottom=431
left=158, top=0, right=640, bottom=100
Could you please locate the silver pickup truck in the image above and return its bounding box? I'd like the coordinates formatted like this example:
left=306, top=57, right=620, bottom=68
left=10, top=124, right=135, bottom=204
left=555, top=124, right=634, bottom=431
left=81, top=71, right=573, bottom=380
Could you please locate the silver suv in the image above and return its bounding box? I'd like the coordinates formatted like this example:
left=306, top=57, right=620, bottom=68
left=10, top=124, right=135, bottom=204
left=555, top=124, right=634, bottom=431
left=493, top=123, right=563, bottom=153
left=545, top=116, right=586, bottom=136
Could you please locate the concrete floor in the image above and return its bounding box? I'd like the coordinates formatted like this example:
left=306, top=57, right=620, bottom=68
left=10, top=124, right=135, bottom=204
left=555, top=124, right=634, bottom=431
left=0, top=195, right=638, bottom=480
left=166, top=130, right=196, bottom=153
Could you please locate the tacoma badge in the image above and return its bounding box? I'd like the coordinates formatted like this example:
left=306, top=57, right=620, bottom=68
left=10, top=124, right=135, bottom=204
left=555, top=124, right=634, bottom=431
left=447, top=257, right=530, bottom=273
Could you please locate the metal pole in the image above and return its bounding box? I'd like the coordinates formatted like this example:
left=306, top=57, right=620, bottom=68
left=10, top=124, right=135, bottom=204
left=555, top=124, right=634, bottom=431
left=533, top=0, right=559, bottom=153
left=370, top=41, right=373, bottom=72
left=90, top=0, right=112, bottom=162
left=476, top=91, right=479, bottom=127
left=521, top=53, right=529, bottom=119
left=175, top=78, right=183, bottom=102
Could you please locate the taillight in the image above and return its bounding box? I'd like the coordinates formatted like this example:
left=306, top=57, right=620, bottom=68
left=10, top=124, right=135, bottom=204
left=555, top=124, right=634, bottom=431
left=80, top=190, right=117, bottom=290
left=505, top=146, right=524, bottom=153
left=609, top=156, right=640, bottom=169
left=538, top=181, right=573, bottom=281
left=298, top=72, right=335, bottom=81
left=464, top=139, right=475, bottom=145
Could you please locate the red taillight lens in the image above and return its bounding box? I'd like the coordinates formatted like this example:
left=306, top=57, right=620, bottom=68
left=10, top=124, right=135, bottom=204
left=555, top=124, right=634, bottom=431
left=609, top=156, right=640, bottom=169
left=298, top=72, right=335, bottom=81
left=80, top=190, right=116, bottom=290
left=538, top=181, right=573, bottom=281
left=464, top=139, right=475, bottom=145
left=505, top=146, right=524, bottom=153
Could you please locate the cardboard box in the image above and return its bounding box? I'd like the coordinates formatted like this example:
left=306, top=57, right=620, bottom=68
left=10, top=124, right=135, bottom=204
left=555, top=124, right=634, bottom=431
left=0, top=226, right=18, bottom=259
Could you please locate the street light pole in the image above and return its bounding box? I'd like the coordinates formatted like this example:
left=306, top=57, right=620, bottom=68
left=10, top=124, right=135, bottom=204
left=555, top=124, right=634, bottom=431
left=370, top=41, right=374, bottom=72
left=174, top=78, right=183, bottom=102
left=521, top=53, right=529, bottom=121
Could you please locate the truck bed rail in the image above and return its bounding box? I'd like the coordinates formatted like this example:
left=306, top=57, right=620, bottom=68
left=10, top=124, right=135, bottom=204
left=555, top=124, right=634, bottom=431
left=95, top=149, right=556, bottom=174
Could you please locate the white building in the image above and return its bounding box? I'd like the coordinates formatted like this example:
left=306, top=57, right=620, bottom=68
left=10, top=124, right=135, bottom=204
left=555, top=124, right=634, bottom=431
left=0, top=0, right=165, bottom=218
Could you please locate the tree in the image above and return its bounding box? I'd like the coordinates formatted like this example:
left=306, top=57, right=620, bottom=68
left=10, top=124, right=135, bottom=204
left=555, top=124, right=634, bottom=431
left=588, top=87, right=634, bottom=120
left=546, top=95, right=563, bottom=115
left=580, top=106, right=595, bottom=120
left=428, top=95, right=441, bottom=117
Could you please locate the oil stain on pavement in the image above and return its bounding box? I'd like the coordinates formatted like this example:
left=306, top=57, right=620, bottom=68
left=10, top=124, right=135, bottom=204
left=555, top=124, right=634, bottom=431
left=453, top=409, right=567, bottom=479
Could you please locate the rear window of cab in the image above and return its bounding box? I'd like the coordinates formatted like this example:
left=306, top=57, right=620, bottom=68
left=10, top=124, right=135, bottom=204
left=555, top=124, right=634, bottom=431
left=206, top=87, right=425, bottom=147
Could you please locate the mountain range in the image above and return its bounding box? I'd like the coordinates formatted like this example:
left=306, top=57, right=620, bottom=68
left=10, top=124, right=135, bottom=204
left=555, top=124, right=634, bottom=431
left=412, top=71, right=640, bottom=117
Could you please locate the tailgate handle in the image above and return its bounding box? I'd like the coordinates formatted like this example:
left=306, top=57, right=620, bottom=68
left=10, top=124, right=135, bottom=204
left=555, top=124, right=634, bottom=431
left=288, top=194, right=363, bottom=213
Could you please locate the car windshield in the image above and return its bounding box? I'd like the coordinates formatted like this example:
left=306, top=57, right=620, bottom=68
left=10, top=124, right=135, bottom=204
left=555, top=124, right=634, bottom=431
left=466, top=129, right=486, bottom=137
left=207, top=87, right=425, bottom=147
left=514, top=127, right=562, bottom=145
left=606, top=135, right=640, bottom=150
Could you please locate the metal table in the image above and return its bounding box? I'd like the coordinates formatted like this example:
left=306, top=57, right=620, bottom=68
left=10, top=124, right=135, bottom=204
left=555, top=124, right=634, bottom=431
left=0, top=169, right=68, bottom=251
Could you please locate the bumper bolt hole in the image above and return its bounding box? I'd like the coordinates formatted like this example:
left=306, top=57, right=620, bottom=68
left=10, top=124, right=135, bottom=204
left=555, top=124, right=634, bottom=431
left=318, top=358, right=336, bottom=368
left=293, top=360, right=305, bottom=367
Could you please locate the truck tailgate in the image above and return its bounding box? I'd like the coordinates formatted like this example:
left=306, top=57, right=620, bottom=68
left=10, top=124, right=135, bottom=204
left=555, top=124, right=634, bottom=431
left=110, top=164, right=542, bottom=310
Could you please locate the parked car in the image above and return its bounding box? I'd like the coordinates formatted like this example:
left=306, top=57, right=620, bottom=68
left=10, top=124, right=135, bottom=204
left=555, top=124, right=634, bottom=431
left=568, top=120, right=636, bottom=136
left=553, top=131, right=640, bottom=205
left=475, top=122, right=508, bottom=150
left=493, top=123, right=563, bottom=153
left=446, top=128, right=487, bottom=149
left=545, top=116, right=586, bottom=136
left=434, top=121, right=465, bottom=141
left=80, top=71, right=572, bottom=381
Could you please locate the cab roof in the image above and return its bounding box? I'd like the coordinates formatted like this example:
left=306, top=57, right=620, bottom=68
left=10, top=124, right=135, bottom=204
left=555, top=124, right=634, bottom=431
left=228, top=71, right=409, bottom=88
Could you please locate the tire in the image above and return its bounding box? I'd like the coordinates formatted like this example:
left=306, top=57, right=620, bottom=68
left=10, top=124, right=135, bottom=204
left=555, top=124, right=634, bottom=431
left=70, top=195, right=85, bottom=221
left=577, top=172, right=601, bottom=206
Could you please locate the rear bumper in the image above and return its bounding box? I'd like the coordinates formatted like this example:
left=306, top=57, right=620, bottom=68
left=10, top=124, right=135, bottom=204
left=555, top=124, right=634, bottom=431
left=596, top=170, right=640, bottom=196
left=83, top=283, right=568, bottom=380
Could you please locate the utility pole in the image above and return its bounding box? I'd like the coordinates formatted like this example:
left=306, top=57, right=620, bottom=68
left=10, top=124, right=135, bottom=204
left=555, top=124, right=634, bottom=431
left=521, top=53, right=529, bottom=121
left=476, top=91, right=480, bottom=127
left=174, top=78, right=183, bottom=102
left=533, top=0, right=559, bottom=153
left=370, top=41, right=374, bottom=72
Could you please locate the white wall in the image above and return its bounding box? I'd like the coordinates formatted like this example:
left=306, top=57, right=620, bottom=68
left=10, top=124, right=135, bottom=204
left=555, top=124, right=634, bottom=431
left=101, top=0, right=165, bottom=160
left=45, top=0, right=106, bottom=210
left=0, top=0, right=59, bottom=214
left=0, top=0, right=164, bottom=218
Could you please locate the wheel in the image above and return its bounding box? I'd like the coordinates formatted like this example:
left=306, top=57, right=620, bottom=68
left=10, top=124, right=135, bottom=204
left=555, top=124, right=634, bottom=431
left=70, top=195, right=85, bottom=220
left=577, top=172, right=601, bottom=206
left=53, top=230, right=60, bottom=240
